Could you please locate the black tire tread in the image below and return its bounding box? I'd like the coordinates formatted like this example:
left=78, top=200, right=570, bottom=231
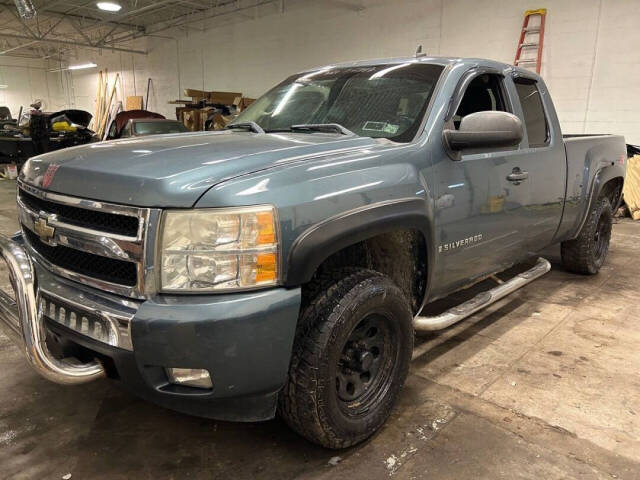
left=561, top=196, right=612, bottom=275
left=278, top=268, right=409, bottom=449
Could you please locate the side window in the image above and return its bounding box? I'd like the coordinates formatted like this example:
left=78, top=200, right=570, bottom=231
left=514, top=78, right=549, bottom=147
left=454, top=74, right=508, bottom=129
left=120, top=122, right=132, bottom=138
left=106, top=121, right=117, bottom=140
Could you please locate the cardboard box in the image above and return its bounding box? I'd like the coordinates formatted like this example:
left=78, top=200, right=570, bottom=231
left=181, top=109, right=201, bottom=131
left=207, top=91, right=243, bottom=105
left=239, top=97, right=255, bottom=111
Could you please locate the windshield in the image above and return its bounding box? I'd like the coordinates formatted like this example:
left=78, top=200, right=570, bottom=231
left=233, top=63, right=443, bottom=142
left=133, top=121, right=188, bottom=136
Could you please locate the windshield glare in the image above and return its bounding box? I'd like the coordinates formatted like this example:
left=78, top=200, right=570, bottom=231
left=233, top=63, right=443, bottom=142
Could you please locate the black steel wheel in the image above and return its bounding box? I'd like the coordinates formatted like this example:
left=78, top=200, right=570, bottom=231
left=593, top=208, right=612, bottom=264
left=278, top=269, right=413, bottom=449
left=336, top=314, right=396, bottom=414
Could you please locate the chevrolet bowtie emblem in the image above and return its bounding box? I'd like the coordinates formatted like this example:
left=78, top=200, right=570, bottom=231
left=34, top=217, right=55, bottom=241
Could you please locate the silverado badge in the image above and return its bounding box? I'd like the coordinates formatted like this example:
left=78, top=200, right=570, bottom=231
left=439, top=234, right=483, bottom=253
left=34, top=217, right=55, bottom=242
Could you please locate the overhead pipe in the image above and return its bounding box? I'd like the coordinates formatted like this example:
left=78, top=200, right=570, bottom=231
left=13, top=0, right=36, bottom=19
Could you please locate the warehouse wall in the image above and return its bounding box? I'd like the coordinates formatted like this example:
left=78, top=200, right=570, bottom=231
left=141, top=0, right=640, bottom=143
left=53, top=50, right=151, bottom=130
left=2, top=0, right=639, bottom=143
left=0, top=57, right=71, bottom=118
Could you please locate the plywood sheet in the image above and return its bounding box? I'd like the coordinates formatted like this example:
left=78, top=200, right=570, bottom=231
left=125, top=96, right=143, bottom=111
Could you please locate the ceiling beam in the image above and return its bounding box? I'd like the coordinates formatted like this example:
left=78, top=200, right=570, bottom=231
left=0, top=39, right=38, bottom=55
left=94, top=25, right=119, bottom=47
left=0, top=1, right=145, bottom=33
left=107, top=0, right=279, bottom=45
left=68, top=0, right=176, bottom=35
left=67, top=17, right=95, bottom=45
left=0, top=31, right=147, bottom=55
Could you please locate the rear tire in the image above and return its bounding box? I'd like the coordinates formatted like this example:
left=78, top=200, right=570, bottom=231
left=278, top=269, right=413, bottom=449
left=561, top=196, right=613, bottom=275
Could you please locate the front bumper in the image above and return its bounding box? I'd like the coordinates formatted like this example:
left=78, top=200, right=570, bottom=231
left=0, top=233, right=301, bottom=421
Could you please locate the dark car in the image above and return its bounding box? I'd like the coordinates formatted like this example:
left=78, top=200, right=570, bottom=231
left=0, top=108, right=96, bottom=165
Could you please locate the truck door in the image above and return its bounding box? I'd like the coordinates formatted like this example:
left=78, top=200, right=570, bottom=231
left=433, top=70, right=532, bottom=295
left=507, top=75, right=565, bottom=249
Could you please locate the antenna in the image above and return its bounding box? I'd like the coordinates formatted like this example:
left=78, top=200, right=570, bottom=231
left=415, top=45, right=427, bottom=58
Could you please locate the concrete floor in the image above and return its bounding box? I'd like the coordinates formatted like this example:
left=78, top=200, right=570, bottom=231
left=0, top=178, right=639, bottom=480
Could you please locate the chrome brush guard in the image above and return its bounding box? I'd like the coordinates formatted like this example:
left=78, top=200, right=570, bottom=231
left=0, top=234, right=105, bottom=384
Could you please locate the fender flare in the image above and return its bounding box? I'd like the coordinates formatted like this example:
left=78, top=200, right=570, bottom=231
left=284, top=197, right=434, bottom=287
left=572, top=165, right=623, bottom=240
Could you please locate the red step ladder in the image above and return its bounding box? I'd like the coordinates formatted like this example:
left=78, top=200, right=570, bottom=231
left=514, top=8, right=547, bottom=74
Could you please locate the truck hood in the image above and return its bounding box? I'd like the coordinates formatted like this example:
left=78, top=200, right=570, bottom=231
left=20, top=130, right=378, bottom=207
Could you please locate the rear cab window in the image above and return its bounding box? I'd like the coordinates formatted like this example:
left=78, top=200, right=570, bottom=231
left=513, top=77, right=549, bottom=147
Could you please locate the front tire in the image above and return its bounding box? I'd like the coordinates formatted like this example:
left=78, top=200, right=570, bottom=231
left=561, top=196, right=613, bottom=274
left=278, top=269, right=414, bottom=449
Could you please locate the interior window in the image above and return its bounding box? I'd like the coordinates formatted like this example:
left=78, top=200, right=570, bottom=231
left=120, top=122, right=132, bottom=138
left=514, top=78, right=549, bottom=147
left=106, top=121, right=117, bottom=139
left=454, top=74, right=507, bottom=129
left=134, top=121, right=188, bottom=135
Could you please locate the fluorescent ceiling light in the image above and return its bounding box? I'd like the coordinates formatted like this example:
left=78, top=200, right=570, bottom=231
left=96, top=2, right=122, bottom=12
left=68, top=62, right=97, bottom=70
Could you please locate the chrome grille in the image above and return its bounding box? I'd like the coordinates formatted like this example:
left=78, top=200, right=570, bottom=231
left=17, top=181, right=160, bottom=299
left=24, top=229, right=138, bottom=286
left=19, top=189, right=140, bottom=237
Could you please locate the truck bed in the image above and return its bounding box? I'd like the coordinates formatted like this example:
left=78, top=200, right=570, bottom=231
left=557, top=134, right=627, bottom=242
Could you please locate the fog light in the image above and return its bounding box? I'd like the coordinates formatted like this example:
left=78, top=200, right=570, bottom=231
left=166, top=368, right=213, bottom=389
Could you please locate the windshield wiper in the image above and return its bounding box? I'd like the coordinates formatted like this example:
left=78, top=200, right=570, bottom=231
left=227, top=122, right=265, bottom=134
left=289, top=123, right=355, bottom=136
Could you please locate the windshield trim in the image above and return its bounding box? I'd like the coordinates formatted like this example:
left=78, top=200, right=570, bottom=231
left=409, top=62, right=453, bottom=144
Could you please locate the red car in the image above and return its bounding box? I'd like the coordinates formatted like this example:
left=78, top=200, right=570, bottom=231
left=105, top=110, right=188, bottom=140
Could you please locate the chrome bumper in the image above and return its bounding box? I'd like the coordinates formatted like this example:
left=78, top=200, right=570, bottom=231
left=0, top=234, right=105, bottom=385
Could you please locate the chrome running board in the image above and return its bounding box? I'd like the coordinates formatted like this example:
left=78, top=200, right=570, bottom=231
left=413, top=257, right=551, bottom=332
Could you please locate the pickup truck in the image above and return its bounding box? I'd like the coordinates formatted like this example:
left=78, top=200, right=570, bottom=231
left=0, top=56, right=627, bottom=449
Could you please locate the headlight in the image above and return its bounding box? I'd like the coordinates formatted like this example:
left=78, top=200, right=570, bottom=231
left=160, top=205, right=279, bottom=292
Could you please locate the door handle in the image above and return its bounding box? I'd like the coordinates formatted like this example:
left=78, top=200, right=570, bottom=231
left=507, top=168, right=529, bottom=182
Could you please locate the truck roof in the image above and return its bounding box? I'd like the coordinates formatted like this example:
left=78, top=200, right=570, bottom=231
left=300, top=56, right=541, bottom=80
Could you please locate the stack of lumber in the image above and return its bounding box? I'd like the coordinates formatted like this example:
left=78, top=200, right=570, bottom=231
left=91, top=70, right=120, bottom=139
left=169, top=89, right=255, bottom=131
left=623, top=155, right=640, bottom=220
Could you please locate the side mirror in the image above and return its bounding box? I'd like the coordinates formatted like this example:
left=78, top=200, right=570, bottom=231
left=443, top=111, right=523, bottom=159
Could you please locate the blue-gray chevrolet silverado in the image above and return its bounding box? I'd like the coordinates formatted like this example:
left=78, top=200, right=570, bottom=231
left=0, top=56, right=627, bottom=449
